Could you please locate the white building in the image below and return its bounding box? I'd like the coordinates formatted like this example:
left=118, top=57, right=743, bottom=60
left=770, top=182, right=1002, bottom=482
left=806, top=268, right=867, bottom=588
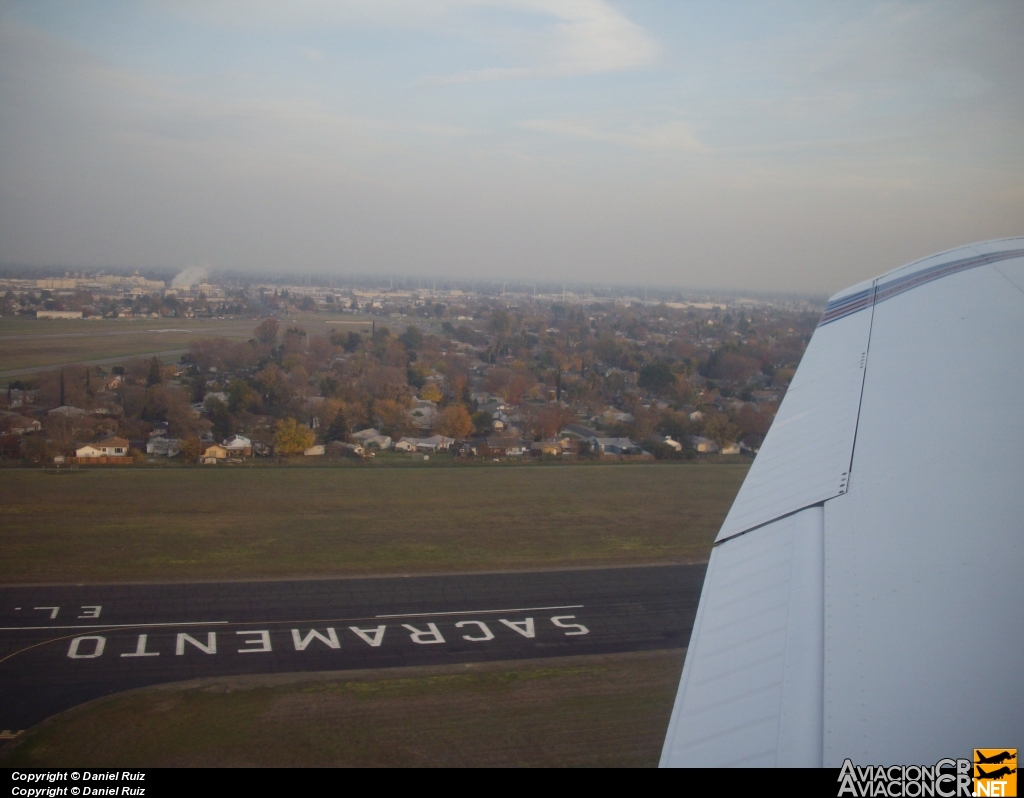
left=690, top=435, right=719, bottom=453
left=76, top=437, right=130, bottom=458
left=395, top=435, right=454, bottom=453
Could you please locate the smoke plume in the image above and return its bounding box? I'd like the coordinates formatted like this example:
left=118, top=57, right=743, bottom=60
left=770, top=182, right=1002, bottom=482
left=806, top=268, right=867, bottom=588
left=170, top=265, right=208, bottom=289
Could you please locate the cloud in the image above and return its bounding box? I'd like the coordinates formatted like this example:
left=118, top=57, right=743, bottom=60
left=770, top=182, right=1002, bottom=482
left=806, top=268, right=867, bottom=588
left=430, top=0, right=659, bottom=83
left=537, top=0, right=657, bottom=74
left=170, top=0, right=658, bottom=83
left=520, top=117, right=704, bottom=152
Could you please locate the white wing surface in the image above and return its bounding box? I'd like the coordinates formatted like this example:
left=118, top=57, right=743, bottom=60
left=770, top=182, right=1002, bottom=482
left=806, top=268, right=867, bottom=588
left=661, top=238, right=1024, bottom=767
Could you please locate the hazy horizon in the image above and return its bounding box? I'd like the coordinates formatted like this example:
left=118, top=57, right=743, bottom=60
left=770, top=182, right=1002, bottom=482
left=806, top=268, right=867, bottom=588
left=1, top=1, right=1022, bottom=295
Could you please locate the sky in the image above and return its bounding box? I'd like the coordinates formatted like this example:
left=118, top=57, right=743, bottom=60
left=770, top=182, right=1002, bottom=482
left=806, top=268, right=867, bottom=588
left=0, top=1, right=1022, bottom=294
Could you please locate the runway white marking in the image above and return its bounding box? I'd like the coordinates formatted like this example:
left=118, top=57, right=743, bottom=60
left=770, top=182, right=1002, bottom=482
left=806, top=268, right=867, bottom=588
left=0, top=621, right=230, bottom=631
left=374, top=604, right=583, bottom=619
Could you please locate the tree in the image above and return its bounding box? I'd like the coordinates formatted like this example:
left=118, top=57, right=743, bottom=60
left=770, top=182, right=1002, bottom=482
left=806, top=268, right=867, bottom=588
left=283, top=326, right=307, bottom=354
left=638, top=361, right=675, bottom=394
left=147, top=356, right=163, bottom=387
left=274, top=418, right=315, bottom=455
left=227, top=379, right=258, bottom=413
left=657, top=411, right=692, bottom=442
left=254, top=318, right=279, bottom=346
left=373, top=398, right=412, bottom=437
left=489, top=310, right=512, bottom=337
left=191, top=373, right=206, bottom=403
left=181, top=435, right=203, bottom=463
left=531, top=404, right=575, bottom=440
left=166, top=392, right=201, bottom=438
left=325, top=409, right=349, bottom=442
left=471, top=411, right=493, bottom=434
left=704, top=414, right=739, bottom=448
left=297, top=334, right=325, bottom=369
left=398, top=325, right=424, bottom=350
left=436, top=404, right=472, bottom=439
left=484, top=367, right=536, bottom=404
left=419, top=382, right=443, bottom=403
left=204, top=396, right=233, bottom=441
left=21, top=435, right=52, bottom=464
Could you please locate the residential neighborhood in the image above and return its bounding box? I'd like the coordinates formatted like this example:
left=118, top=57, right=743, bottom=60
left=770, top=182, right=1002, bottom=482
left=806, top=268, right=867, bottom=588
left=1, top=275, right=816, bottom=467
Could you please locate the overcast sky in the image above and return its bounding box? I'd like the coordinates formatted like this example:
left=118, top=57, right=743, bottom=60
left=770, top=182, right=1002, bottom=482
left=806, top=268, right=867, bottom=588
left=1, top=1, right=1021, bottom=294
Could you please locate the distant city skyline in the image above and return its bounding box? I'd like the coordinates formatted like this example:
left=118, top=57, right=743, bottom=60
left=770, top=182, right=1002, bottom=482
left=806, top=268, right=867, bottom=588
left=1, top=1, right=1021, bottom=294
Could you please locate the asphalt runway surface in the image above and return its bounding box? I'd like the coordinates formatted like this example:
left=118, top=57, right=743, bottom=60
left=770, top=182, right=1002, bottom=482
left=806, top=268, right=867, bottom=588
left=0, top=564, right=705, bottom=735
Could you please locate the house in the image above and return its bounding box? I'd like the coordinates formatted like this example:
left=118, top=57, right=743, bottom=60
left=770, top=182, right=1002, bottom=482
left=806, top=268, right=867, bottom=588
left=588, top=437, right=644, bottom=456
left=0, top=414, right=41, bottom=435
left=146, top=437, right=181, bottom=457
left=76, top=437, right=130, bottom=458
left=104, top=374, right=123, bottom=390
left=493, top=409, right=524, bottom=433
left=481, top=437, right=528, bottom=457
left=661, top=436, right=683, bottom=452
left=562, top=423, right=600, bottom=440
left=597, top=408, right=635, bottom=425
left=202, top=444, right=229, bottom=460
left=720, top=442, right=741, bottom=455
left=407, top=400, right=437, bottom=430
left=332, top=442, right=366, bottom=457
left=394, top=435, right=455, bottom=453
left=690, top=436, right=719, bottom=454
left=222, top=434, right=252, bottom=457
left=303, top=445, right=325, bottom=456
left=72, top=436, right=132, bottom=464
left=48, top=406, right=88, bottom=418
left=530, top=439, right=567, bottom=457
left=689, top=411, right=704, bottom=422
left=452, top=440, right=477, bottom=457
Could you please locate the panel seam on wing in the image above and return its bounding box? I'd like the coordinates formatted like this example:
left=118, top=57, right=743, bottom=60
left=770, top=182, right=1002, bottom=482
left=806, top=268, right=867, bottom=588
left=715, top=502, right=825, bottom=546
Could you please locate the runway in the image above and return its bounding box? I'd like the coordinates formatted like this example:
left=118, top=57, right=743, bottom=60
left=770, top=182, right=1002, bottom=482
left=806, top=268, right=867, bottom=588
left=0, top=564, right=705, bottom=736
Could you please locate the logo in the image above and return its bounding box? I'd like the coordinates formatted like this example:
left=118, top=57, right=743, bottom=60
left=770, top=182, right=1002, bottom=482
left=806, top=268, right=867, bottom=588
left=838, top=759, right=972, bottom=797
left=974, top=750, right=1017, bottom=798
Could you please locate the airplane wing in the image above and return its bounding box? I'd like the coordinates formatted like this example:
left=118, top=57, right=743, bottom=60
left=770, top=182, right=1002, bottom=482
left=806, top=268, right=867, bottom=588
left=660, top=238, right=1024, bottom=767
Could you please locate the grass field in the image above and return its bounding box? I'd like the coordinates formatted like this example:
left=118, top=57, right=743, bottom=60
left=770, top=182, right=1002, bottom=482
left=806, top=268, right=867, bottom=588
left=0, top=314, right=374, bottom=376
left=0, top=318, right=254, bottom=375
left=0, top=649, right=685, bottom=767
left=0, top=464, right=746, bottom=584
